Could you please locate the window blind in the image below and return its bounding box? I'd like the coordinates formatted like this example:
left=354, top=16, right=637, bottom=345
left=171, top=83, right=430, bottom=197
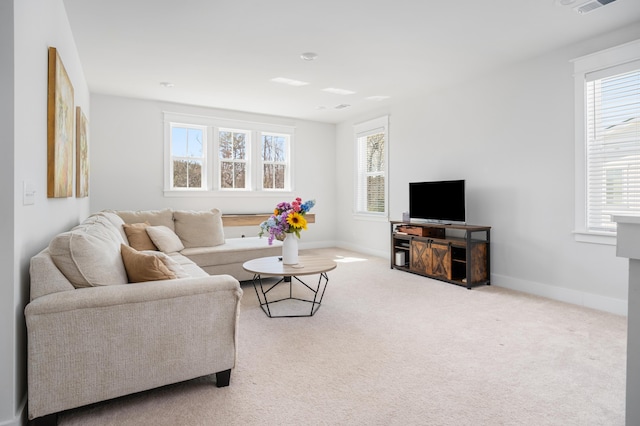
left=585, top=61, right=640, bottom=233
left=354, top=116, right=388, bottom=216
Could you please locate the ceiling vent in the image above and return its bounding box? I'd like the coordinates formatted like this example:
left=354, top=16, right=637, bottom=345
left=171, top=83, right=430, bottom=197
left=574, top=0, right=617, bottom=14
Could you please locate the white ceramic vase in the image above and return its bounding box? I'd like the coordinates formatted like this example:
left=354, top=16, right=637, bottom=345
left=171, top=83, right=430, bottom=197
left=282, top=233, right=299, bottom=265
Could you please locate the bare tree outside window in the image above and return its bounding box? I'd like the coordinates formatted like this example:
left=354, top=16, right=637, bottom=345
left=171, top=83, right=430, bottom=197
left=171, top=126, right=204, bottom=188
left=366, top=133, right=385, bottom=212
left=219, top=130, right=248, bottom=189
left=262, top=134, right=287, bottom=189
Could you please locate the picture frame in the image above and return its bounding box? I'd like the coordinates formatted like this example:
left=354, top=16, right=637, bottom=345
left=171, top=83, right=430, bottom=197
left=76, top=106, right=89, bottom=198
left=47, top=46, right=74, bottom=198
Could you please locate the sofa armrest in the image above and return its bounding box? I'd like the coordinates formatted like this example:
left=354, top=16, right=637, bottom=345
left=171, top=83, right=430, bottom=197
left=25, top=275, right=242, bottom=420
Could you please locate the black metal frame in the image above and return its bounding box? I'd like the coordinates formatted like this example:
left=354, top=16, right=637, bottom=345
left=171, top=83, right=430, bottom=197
left=251, top=272, right=330, bottom=318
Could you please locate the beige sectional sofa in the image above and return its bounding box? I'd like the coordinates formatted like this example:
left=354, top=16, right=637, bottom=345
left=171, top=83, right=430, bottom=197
left=114, top=208, right=282, bottom=281
left=25, top=209, right=278, bottom=424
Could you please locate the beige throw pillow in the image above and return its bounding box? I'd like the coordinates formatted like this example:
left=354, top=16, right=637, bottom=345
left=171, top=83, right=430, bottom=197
left=120, top=244, right=176, bottom=283
left=173, top=208, right=225, bottom=248
left=145, top=225, right=185, bottom=253
left=123, top=222, right=158, bottom=251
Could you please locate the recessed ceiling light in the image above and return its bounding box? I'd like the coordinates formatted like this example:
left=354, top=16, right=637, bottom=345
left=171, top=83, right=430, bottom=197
left=300, top=52, right=318, bottom=61
left=160, top=82, right=174, bottom=88
left=271, top=77, right=309, bottom=87
left=366, top=95, right=390, bottom=101
left=323, top=88, right=356, bottom=95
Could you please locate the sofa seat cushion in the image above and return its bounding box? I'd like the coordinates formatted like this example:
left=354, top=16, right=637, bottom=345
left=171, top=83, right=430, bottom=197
left=173, top=209, right=225, bottom=248
left=181, top=237, right=282, bottom=268
left=49, top=216, right=128, bottom=288
left=166, top=253, right=209, bottom=278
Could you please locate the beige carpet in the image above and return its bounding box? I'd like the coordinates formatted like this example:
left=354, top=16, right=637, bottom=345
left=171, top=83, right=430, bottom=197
left=59, top=248, right=627, bottom=426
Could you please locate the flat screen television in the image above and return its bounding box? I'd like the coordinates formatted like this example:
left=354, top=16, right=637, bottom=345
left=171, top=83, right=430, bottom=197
left=409, top=180, right=466, bottom=224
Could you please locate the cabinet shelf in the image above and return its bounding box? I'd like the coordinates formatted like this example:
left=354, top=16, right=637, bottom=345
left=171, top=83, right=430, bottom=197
left=390, top=221, right=491, bottom=289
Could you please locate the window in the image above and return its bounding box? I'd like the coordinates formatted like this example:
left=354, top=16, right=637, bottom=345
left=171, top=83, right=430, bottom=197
left=170, top=123, right=206, bottom=190
left=354, top=116, right=389, bottom=217
left=218, top=128, right=249, bottom=189
left=261, top=133, right=290, bottom=190
left=573, top=39, right=640, bottom=243
left=164, top=112, right=294, bottom=194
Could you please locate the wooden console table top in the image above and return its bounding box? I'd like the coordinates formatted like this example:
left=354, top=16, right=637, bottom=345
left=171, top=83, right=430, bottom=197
left=222, top=213, right=315, bottom=227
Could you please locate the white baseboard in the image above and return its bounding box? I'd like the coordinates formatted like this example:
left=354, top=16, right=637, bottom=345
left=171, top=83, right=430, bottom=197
left=334, top=242, right=388, bottom=259
left=301, top=242, right=627, bottom=316
left=491, top=273, right=628, bottom=316
left=0, top=395, right=27, bottom=426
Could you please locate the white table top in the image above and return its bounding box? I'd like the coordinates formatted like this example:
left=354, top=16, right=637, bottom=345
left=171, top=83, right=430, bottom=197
left=242, top=256, right=336, bottom=277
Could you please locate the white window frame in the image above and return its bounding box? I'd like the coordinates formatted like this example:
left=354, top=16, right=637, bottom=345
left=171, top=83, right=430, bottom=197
left=354, top=115, right=389, bottom=220
left=215, top=127, right=251, bottom=191
left=260, top=131, right=291, bottom=192
left=572, top=39, right=640, bottom=245
left=164, top=112, right=294, bottom=196
left=166, top=122, right=208, bottom=191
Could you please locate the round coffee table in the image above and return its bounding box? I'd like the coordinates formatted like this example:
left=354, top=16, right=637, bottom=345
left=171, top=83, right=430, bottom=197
left=243, top=255, right=337, bottom=318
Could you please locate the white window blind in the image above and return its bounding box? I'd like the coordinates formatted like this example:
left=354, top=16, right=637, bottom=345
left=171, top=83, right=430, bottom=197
left=585, top=61, right=640, bottom=233
left=355, top=116, right=388, bottom=216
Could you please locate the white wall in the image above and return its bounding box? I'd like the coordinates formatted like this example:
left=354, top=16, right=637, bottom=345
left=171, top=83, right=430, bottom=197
left=89, top=95, right=337, bottom=244
left=2, top=0, right=91, bottom=424
left=336, top=24, right=640, bottom=316
left=0, top=0, right=16, bottom=423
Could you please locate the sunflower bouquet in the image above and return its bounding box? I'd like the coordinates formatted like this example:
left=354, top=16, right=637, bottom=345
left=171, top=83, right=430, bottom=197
left=259, top=197, right=315, bottom=244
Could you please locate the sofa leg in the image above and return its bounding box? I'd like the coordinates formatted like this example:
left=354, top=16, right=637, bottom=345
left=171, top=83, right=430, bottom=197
left=215, top=369, right=231, bottom=387
left=29, top=413, right=58, bottom=426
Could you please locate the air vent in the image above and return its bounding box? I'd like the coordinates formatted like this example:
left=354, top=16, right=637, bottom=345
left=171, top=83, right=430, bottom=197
left=574, top=0, right=617, bottom=14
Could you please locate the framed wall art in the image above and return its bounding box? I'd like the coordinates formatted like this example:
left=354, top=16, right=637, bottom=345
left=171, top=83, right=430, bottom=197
left=47, top=46, right=74, bottom=198
left=76, top=107, right=89, bottom=198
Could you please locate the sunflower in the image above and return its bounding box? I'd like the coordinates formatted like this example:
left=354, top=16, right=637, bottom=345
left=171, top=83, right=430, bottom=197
left=286, top=212, right=308, bottom=230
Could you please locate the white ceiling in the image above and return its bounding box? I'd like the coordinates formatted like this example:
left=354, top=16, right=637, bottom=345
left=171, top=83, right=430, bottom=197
left=62, top=0, right=640, bottom=124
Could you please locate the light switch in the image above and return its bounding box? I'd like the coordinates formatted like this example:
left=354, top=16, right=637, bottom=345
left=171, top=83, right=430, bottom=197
left=23, top=181, right=35, bottom=205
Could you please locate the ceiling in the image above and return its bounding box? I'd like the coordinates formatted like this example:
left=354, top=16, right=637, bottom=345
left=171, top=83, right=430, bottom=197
left=62, top=0, right=640, bottom=124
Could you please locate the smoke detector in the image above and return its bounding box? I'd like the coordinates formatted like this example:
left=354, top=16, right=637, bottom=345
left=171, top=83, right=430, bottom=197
left=573, top=0, right=617, bottom=14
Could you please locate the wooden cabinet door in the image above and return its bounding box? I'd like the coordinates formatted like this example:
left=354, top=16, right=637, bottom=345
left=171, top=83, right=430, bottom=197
left=410, top=240, right=429, bottom=275
left=429, top=242, right=451, bottom=280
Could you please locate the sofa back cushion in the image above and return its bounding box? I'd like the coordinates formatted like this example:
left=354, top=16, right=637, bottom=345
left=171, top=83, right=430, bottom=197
left=115, top=209, right=175, bottom=231
left=49, top=217, right=128, bottom=288
left=173, top=209, right=225, bottom=248
left=95, top=211, right=129, bottom=243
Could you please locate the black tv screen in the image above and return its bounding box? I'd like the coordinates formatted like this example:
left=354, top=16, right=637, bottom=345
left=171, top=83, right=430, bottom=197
left=409, top=180, right=466, bottom=224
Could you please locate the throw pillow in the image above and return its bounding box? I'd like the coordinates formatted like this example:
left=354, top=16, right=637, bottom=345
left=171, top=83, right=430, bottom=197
left=141, top=250, right=190, bottom=279
left=122, top=222, right=158, bottom=251
left=173, top=208, right=225, bottom=248
left=145, top=225, right=185, bottom=253
left=120, top=244, right=176, bottom=283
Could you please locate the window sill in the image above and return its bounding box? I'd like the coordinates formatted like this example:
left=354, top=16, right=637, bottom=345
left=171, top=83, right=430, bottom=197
left=572, top=230, right=616, bottom=246
left=164, top=190, right=293, bottom=198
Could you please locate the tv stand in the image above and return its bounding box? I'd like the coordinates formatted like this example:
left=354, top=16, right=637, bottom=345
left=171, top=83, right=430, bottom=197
left=390, top=221, right=490, bottom=289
